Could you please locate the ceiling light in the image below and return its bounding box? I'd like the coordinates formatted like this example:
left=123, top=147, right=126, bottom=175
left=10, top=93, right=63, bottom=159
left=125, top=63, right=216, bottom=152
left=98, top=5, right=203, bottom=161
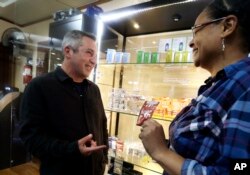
left=100, top=9, right=139, bottom=22
left=133, top=23, right=140, bottom=29
left=172, top=14, right=181, bottom=22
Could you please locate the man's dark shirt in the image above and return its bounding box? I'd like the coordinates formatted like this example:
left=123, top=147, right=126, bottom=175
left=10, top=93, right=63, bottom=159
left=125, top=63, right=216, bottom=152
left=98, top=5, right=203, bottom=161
left=19, top=67, right=108, bottom=175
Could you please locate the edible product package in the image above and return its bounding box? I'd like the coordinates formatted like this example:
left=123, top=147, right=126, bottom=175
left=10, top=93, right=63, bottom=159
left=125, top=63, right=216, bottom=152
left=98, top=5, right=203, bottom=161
left=136, top=101, right=159, bottom=126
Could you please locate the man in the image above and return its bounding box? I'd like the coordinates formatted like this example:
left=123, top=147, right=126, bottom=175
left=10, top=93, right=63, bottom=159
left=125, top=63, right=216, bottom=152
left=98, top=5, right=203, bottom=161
left=20, top=30, right=108, bottom=175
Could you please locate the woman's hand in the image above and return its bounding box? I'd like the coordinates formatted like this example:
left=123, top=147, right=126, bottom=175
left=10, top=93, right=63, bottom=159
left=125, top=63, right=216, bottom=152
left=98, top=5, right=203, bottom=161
left=139, top=119, right=167, bottom=161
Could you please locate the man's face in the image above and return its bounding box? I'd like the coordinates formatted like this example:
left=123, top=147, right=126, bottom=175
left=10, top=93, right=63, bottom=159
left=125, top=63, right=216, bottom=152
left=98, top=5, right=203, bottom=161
left=70, top=36, right=97, bottom=79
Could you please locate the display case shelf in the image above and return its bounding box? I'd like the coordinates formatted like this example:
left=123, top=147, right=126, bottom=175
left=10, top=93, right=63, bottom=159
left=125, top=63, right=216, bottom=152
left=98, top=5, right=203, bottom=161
left=109, top=155, right=162, bottom=174
left=98, top=62, right=194, bottom=65
left=105, top=108, right=173, bottom=123
left=97, top=42, right=209, bottom=174
left=97, top=11, right=210, bottom=173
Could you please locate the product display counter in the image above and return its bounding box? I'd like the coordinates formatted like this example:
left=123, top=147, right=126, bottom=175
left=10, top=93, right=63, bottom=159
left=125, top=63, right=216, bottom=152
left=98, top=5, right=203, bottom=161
left=96, top=2, right=211, bottom=171
left=97, top=60, right=209, bottom=174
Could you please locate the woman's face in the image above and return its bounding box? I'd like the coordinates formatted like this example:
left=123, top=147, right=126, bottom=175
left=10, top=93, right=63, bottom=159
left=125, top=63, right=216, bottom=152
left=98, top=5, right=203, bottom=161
left=189, top=10, right=224, bottom=70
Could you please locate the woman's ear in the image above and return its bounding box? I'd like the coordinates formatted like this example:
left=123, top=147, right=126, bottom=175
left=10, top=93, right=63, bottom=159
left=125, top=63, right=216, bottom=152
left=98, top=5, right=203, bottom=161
left=221, top=15, right=238, bottom=38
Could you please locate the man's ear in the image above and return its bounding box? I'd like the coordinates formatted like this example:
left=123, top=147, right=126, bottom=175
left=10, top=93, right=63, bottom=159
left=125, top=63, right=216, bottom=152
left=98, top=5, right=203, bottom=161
left=63, top=46, right=71, bottom=58
left=221, top=15, right=238, bottom=38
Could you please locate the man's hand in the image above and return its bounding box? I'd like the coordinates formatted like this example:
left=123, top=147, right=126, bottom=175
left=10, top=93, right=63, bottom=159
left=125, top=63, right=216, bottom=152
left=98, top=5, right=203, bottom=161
left=78, top=134, right=107, bottom=156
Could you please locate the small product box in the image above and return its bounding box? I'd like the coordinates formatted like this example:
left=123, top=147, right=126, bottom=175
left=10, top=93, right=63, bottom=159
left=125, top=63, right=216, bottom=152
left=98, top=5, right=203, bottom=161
left=136, top=101, right=160, bottom=126
left=184, top=36, right=193, bottom=62
left=182, top=51, right=189, bottom=62
left=187, top=51, right=193, bottom=62
left=136, top=50, right=144, bottom=63
left=143, top=52, right=151, bottom=63
left=174, top=51, right=182, bottom=62
left=172, top=37, right=187, bottom=52
left=113, top=158, right=123, bottom=175
left=122, top=52, right=131, bottom=63
left=151, top=52, right=159, bottom=63
left=106, top=49, right=116, bottom=63
left=115, top=52, right=123, bottom=63
left=166, top=50, right=174, bottom=62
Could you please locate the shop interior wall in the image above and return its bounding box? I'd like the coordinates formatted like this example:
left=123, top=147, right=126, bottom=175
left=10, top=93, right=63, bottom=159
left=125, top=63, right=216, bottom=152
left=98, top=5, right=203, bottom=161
left=0, top=0, right=143, bottom=92
left=0, top=19, right=51, bottom=92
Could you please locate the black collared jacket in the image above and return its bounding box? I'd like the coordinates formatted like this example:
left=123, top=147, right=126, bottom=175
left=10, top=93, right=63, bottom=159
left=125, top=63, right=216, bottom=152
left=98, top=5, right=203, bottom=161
left=20, top=67, right=108, bottom=175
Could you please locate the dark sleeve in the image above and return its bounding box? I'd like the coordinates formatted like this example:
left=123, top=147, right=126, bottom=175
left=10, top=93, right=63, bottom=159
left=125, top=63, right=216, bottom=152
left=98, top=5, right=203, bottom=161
left=102, top=106, right=109, bottom=164
left=100, top=89, right=109, bottom=163
left=19, top=79, right=80, bottom=159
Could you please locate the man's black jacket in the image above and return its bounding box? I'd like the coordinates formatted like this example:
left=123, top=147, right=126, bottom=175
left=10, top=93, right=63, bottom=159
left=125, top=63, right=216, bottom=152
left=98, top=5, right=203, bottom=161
left=19, top=67, right=108, bottom=175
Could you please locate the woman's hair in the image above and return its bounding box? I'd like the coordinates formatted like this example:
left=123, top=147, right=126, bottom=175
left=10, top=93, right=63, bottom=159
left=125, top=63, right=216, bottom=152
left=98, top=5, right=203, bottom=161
left=205, top=0, right=250, bottom=51
left=61, top=30, right=96, bottom=53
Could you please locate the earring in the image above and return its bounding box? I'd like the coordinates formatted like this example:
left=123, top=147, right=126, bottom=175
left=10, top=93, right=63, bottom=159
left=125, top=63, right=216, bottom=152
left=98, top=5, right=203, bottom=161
left=222, top=38, right=225, bottom=52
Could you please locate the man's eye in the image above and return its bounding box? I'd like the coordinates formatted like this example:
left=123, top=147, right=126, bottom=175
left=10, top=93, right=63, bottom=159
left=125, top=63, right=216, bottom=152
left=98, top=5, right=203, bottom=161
left=86, top=51, right=93, bottom=56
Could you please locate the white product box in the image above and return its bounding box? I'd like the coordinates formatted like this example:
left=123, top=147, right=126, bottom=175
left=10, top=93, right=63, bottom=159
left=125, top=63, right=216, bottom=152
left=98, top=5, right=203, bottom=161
left=106, top=49, right=116, bottom=63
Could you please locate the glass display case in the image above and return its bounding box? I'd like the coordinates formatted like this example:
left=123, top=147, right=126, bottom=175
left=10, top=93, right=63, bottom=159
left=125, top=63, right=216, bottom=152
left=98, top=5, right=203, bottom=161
left=96, top=29, right=210, bottom=174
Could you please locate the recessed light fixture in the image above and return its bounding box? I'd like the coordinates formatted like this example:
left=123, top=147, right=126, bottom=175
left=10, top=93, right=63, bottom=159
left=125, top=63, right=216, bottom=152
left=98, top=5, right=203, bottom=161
left=152, top=41, right=156, bottom=44
left=51, top=51, right=56, bottom=55
left=134, top=23, right=140, bottom=29
left=172, top=14, right=182, bottom=22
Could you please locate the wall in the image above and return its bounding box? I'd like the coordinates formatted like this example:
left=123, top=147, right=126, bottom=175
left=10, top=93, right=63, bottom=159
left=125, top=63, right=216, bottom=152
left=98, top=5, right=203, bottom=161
left=0, top=0, right=147, bottom=92
left=0, top=20, right=18, bottom=42
left=0, top=19, right=52, bottom=92
left=0, top=18, right=51, bottom=41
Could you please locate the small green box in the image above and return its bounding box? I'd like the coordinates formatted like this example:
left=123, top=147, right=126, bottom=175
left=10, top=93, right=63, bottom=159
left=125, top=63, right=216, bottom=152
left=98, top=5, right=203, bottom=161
left=151, top=52, right=159, bottom=63
left=137, top=51, right=144, bottom=63
left=143, top=52, right=151, bottom=63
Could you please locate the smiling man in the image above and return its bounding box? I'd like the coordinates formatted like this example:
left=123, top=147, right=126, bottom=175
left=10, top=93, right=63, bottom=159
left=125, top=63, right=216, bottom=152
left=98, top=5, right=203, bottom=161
left=20, top=30, right=108, bottom=175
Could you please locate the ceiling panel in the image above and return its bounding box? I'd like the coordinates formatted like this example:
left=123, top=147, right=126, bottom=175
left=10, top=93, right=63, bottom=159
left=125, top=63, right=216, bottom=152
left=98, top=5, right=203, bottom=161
left=0, top=0, right=107, bottom=26
left=103, top=0, right=213, bottom=37
left=56, top=0, right=98, bottom=8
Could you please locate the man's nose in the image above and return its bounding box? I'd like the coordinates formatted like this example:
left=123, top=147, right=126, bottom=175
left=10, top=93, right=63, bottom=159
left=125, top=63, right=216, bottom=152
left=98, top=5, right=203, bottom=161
left=90, top=57, right=96, bottom=65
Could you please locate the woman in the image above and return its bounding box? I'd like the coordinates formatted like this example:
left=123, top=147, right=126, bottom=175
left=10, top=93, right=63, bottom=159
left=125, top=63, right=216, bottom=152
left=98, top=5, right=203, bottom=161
left=139, top=0, right=250, bottom=174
